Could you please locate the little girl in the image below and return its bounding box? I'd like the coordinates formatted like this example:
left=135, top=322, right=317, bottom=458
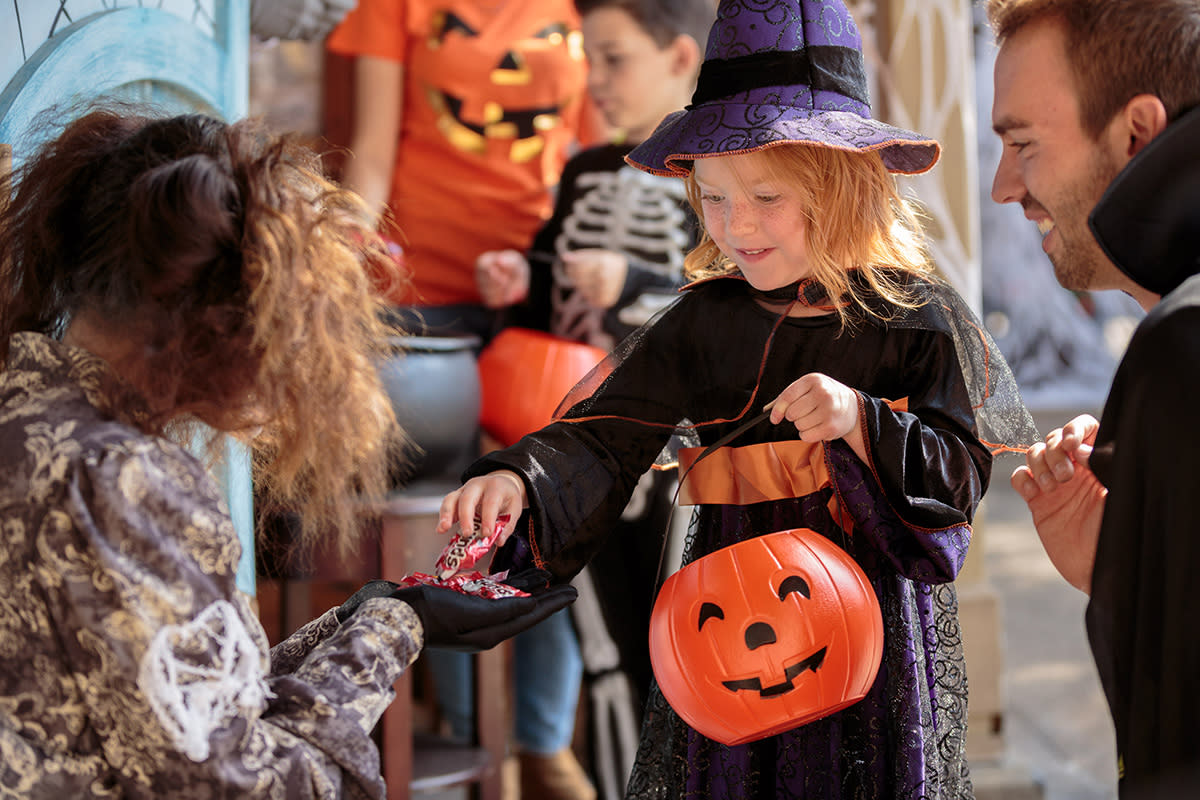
left=439, top=0, right=1034, bottom=796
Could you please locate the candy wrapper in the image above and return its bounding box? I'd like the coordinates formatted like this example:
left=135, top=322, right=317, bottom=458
left=435, top=513, right=510, bottom=579
left=399, top=570, right=530, bottom=598
left=401, top=513, right=527, bottom=599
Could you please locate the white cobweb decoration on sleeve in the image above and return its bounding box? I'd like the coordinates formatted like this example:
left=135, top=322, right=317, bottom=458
left=138, top=600, right=272, bottom=762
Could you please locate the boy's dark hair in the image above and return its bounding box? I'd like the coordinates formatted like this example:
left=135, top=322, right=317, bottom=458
left=575, top=0, right=716, bottom=51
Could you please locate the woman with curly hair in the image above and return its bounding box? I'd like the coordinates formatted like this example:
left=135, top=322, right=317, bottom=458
left=0, top=108, right=574, bottom=798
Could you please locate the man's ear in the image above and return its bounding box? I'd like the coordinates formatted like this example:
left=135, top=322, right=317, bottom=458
left=1122, top=94, right=1169, bottom=158
left=669, top=33, right=703, bottom=78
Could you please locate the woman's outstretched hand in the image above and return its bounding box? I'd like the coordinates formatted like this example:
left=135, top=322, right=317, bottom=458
left=335, top=573, right=577, bottom=651
left=392, top=581, right=577, bottom=651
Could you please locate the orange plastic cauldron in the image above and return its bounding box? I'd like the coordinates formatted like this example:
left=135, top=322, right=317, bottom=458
left=477, top=328, right=606, bottom=447
left=649, top=528, right=884, bottom=745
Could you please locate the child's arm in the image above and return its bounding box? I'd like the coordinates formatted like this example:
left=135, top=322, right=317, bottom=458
left=842, top=329, right=993, bottom=584
left=340, top=55, right=403, bottom=219
left=439, top=289, right=704, bottom=581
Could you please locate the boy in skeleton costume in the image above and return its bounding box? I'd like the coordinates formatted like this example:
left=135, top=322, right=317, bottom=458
left=544, top=156, right=693, bottom=350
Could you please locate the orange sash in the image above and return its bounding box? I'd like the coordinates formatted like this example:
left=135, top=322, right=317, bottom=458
left=677, top=398, right=909, bottom=507
left=677, top=439, right=830, bottom=506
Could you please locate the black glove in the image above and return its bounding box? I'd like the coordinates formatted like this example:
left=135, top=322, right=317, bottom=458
left=390, top=581, right=578, bottom=652
left=500, top=567, right=554, bottom=593
left=335, top=579, right=400, bottom=623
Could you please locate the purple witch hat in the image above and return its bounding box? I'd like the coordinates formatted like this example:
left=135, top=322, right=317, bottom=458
left=627, top=0, right=941, bottom=176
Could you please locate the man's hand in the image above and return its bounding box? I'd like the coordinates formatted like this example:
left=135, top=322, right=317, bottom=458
left=1010, top=414, right=1107, bottom=593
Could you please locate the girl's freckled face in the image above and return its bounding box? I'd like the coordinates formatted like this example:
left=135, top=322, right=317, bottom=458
left=693, top=153, right=813, bottom=291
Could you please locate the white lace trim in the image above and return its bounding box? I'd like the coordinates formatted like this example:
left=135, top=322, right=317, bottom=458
left=138, top=600, right=271, bottom=761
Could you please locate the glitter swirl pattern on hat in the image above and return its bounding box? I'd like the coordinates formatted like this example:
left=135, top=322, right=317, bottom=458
left=627, top=0, right=941, bottom=176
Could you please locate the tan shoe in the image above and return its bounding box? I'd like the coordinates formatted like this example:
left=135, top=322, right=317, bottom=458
left=518, top=748, right=598, bottom=800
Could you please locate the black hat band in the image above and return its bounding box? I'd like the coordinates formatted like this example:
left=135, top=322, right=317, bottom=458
left=690, top=46, right=869, bottom=108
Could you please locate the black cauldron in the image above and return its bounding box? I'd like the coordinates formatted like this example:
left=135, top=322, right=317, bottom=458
left=378, top=335, right=482, bottom=483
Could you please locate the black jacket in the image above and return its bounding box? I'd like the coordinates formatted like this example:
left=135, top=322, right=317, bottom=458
left=1085, top=104, right=1200, bottom=797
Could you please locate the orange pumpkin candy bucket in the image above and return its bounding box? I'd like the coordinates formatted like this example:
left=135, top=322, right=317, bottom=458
left=477, top=327, right=607, bottom=448
left=648, top=528, right=884, bottom=746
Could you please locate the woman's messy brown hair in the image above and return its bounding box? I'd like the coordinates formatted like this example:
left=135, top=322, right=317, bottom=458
left=0, top=106, right=406, bottom=562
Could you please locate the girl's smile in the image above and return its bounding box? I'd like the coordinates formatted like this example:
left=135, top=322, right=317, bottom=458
left=693, top=153, right=812, bottom=292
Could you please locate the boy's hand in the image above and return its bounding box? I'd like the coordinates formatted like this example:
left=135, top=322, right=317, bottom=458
left=560, top=249, right=627, bottom=309
left=476, top=249, right=530, bottom=308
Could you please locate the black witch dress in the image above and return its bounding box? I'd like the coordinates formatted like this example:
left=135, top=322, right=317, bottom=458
left=471, top=271, right=1034, bottom=799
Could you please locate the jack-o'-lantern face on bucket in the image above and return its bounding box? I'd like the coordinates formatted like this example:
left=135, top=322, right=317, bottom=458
left=649, top=528, right=884, bottom=745
left=416, top=9, right=587, bottom=163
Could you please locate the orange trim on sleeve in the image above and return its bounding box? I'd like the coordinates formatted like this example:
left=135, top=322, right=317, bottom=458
left=325, top=0, right=408, bottom=61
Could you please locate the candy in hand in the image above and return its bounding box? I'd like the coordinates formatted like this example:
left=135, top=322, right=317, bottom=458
left=391, top=579, right=576, bottom=651
left=435, top=513, right=510, bottom=579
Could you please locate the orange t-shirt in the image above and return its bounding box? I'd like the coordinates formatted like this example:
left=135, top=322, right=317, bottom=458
left=327, top=0, right=597, bottom=306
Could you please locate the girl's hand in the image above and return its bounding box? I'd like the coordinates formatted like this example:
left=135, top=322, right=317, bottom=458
left=475, top=249, right=530, bottom=308
left=766, top=373, right=862, bottom=444
left=437, top=471, right=527, bottom=549
left=560, top=249, right=627, bottom=309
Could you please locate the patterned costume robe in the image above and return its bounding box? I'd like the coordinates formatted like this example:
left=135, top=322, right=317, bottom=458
left=0, top=333, right=420, bottom=799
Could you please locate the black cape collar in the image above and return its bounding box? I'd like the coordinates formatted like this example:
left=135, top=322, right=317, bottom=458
left=1089, top=104, right=1200, bottom=296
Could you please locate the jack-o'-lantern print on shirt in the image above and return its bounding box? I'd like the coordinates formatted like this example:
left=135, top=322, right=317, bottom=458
left=327, top=0, right=597, bottom=307
left=421, top=9, right=585, bottom=163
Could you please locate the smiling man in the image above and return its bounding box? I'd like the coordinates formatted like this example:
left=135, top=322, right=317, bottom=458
left=986, top=0, right=1200, bottom=796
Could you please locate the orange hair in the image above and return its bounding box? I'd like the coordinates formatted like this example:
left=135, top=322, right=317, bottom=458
left=683, top=143, right=933, bottom=327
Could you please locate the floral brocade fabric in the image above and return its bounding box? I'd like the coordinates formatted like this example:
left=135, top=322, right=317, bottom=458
left=0, top=333, right=422, bottom=799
